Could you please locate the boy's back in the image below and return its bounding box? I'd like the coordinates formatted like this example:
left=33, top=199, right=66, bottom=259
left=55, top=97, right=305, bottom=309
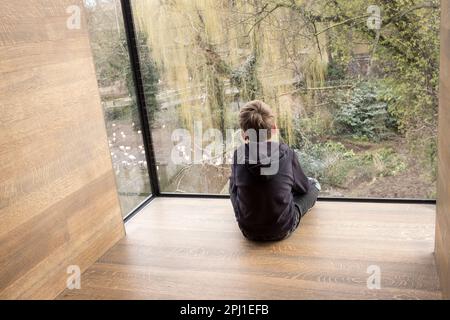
left=230, top=141, right=310, bottom=241
left=229, top=100, right=317, bottom=241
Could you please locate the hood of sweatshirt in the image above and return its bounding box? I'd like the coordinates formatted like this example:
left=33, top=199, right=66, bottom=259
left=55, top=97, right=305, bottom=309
left=235, top=141, right=286, bottom=181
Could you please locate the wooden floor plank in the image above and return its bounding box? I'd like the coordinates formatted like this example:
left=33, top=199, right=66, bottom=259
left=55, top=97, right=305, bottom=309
left=58, top=199, right=441, bottom=300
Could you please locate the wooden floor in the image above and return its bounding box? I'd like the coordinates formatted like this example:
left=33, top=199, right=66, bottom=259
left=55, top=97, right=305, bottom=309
left=59, top=198, right=441, bottom=300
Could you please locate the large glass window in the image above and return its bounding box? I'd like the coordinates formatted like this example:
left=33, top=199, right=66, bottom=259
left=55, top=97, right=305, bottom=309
left=85, top=0, right=152, bottom=216
left=130, top=0, right=438, bottom=199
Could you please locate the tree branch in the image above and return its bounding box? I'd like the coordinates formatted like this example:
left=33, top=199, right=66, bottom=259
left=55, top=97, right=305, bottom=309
left=383, top=1, right=440, bottom=26
left=314, top=14, right=370, bottom=36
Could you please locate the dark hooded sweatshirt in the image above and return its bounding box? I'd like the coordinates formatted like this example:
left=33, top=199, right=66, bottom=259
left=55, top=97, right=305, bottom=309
left=229, top=141, right=310, bottom=240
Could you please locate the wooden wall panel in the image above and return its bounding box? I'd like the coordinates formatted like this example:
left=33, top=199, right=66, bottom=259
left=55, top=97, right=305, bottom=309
left=436, top=0, right=450, bottom=300
left=0, top=0, right=125, bottom=299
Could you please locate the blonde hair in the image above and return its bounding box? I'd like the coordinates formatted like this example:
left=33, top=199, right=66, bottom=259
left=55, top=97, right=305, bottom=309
left=239, top=100, right=275, bottom=141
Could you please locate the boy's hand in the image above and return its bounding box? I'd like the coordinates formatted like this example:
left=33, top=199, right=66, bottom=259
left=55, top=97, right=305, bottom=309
left=308, top=177, right=321, bottom=191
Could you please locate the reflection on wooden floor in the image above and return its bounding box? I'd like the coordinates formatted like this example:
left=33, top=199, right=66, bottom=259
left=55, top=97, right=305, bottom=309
left=59, top=198, right=441, bottom=300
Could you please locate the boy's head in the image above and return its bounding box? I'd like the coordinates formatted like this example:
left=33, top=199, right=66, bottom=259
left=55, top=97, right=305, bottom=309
left=239, top=100, right=276, bottom=141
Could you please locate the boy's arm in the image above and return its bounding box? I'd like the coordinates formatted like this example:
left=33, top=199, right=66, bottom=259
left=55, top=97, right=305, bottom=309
left=291, top=149, right=310, bottom=195
left=229, top=151, right=237, bottom=194
left=229, top=166, right=237, bottom=195
left=229, top=151, right=239, bottom=218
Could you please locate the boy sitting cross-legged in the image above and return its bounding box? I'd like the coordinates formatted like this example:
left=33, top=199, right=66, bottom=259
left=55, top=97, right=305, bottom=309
left=230, top=100, right=320, bottom=241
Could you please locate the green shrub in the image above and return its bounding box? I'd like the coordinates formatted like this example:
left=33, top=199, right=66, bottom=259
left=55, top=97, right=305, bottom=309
left=362, top=148, right=407, bottom=178
left=296, top=142, right=407, bottom=189
left=105, top=105, right=132, bottom=122
left=334, top=83, right=395, bottom=141
left=296, top=141, right=359, bottom=187
left=326, top=60, right=347, bottom=81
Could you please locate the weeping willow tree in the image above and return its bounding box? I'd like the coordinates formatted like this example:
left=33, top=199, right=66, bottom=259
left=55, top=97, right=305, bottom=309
left=132, top=0, right=326, bottom=145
